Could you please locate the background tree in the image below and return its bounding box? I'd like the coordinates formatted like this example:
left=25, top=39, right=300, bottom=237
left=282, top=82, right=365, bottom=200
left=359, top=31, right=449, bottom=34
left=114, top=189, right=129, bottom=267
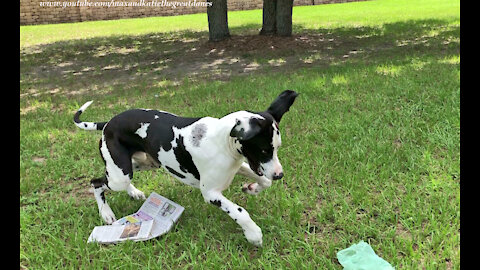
left=260, top=0, right=294, bottom=36
left=207, top=0, right=230, bottom=42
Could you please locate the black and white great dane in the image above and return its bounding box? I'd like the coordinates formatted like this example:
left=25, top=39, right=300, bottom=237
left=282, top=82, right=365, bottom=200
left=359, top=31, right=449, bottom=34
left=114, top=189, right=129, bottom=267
left=74, top=90, right=298, bottom=246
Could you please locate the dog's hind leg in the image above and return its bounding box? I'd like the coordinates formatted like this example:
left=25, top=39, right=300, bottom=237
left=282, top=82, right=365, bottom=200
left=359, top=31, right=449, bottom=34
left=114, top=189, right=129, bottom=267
left=126, top=152, right=152, bottom=200
left=91, top=176, right=116, bottom=224
left=237, top=162, right=272, bottom=195
left=126, top=183, right=146, bottom=200
left=97, top=135, right=138, bottom=224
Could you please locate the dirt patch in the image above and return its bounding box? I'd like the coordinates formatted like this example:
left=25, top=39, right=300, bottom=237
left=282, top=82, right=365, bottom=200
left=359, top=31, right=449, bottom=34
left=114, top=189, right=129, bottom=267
left=201, top=34, right=328, bottom=54
left=32, top=156, right=46, bottom=164
left=20, top=32, right=351, bottom=98
left=66, top=177, right=94, bottom=201
left=395, top=222, right=413, bottom=241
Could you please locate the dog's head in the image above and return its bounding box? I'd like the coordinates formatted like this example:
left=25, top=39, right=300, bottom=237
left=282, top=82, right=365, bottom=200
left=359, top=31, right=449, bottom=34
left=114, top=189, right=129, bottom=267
left=230, top=90, right=299, bottom=180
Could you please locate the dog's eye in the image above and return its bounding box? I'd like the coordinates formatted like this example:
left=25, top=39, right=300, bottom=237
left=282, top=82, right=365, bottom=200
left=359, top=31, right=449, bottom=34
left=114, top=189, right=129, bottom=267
left=261, top=150, right=267, bottom=154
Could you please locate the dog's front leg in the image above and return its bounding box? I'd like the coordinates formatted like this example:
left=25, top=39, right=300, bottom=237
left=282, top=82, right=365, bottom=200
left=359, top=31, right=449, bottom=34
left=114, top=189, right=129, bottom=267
left=201, top=189, right=263, bottom=246
left=237, top=162, right=272, bottom=195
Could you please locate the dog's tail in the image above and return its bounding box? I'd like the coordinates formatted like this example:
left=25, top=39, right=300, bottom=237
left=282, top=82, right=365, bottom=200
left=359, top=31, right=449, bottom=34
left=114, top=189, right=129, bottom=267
left=73, top=101, right=107, bottom=131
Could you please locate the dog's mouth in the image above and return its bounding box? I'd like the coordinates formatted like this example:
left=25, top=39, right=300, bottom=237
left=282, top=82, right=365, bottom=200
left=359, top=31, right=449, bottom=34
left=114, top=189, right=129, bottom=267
left=247, top=159, right=263, bottom=176
left=255, top=164, right=266, bottom=177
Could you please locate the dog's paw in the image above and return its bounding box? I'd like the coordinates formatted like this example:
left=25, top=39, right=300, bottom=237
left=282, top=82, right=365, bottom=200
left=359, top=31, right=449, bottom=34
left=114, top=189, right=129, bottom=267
left=242, top=183, right=260, bottom=195
left=256, top=177, right=272, bottom=188
left=127, top=187, right=146, bottom=200
left=244, top=224, right=263, bottom=247
left=100, top=205, right=117, bottom=224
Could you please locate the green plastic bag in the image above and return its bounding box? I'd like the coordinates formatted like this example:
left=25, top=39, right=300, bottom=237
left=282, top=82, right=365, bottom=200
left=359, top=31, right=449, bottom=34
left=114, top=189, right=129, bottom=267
left=337, top=241, right=394, bottom=270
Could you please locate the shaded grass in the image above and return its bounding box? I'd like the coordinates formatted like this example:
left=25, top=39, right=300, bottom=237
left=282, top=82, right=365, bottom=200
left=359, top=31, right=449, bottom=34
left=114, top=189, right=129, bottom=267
left=20, top=0, right=459, bottom=269
left=20, top=17, right=460, bottom=100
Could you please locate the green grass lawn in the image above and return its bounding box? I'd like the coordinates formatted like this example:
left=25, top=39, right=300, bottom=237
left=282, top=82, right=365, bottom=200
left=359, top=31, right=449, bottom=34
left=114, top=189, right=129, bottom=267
left=20, top=0, right=460, bottom=268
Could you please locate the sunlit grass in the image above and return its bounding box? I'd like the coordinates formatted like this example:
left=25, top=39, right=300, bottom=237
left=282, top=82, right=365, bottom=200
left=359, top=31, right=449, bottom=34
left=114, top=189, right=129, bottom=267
left=20, top=0, right=459, bottom=48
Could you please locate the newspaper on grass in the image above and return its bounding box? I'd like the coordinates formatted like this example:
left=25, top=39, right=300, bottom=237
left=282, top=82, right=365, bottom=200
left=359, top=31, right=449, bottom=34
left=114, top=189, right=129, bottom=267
left=87, top=192, right=184, bottom=244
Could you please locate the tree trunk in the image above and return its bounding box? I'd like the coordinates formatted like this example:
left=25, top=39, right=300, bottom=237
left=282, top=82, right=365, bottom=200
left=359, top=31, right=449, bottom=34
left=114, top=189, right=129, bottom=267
left=260, top=0, right=294, bottom=37
left=276, top=0, right=294, bottom=36
left=207, top=0, right=230, bottom=42
left=260, top=0, right=277, bottom=35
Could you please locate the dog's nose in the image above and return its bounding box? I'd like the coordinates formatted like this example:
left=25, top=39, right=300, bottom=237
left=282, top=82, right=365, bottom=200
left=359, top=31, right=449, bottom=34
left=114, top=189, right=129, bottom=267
left=272, top=172, right=284, bottom=180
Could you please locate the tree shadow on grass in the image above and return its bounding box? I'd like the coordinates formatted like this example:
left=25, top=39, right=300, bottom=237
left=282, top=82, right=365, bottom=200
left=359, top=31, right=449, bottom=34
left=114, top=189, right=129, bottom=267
left=20, top=19, right=459, bottom=99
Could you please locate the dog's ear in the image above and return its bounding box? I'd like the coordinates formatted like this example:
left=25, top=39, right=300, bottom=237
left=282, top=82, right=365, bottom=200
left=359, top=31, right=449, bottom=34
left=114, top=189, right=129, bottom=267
left=230, top=117, right=264, bottom=141
left=266, top=90, right=299, bottom=123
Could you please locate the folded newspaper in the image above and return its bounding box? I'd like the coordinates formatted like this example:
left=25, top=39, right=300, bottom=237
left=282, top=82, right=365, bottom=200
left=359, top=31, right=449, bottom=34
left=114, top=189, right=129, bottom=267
left=87, top=192, right=184, bottom=244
